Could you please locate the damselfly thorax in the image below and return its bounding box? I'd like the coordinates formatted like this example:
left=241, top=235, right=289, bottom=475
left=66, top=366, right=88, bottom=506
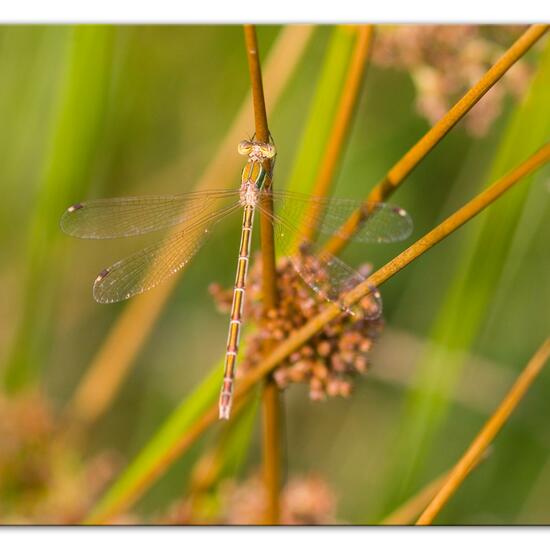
left=61, top=138, right=412, bottom=420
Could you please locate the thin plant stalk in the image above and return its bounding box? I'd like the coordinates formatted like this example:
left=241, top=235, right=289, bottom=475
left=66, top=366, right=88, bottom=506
left=381, top=469, right=452, bottom=526
left=381, top=450, right=490, bottom=525
left=302, top=25, right=374, bottom=241
left=324, top=24, right=548, bottom=256
left=243, top=24, right=281, bottom=525
left=416, top=337, right=550, bottom=525
left=66, top=25, right=314, bottom=426
left=85, top=141, right=550, bottom=525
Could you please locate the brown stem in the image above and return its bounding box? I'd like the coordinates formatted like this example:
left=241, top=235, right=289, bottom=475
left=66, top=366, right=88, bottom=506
left=243, top=24, right=281, bottom=525
left=323, top=24, right=548, bottom=256
left=85, top=142, right=550, bottom=525
left=261, top=381, right=282, bottom=524
left=302, top=25, right=374, bottom=241
left=416, top=338, right=550, bottom=525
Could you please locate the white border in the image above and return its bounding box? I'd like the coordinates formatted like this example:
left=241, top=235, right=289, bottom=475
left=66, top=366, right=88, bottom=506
left=2, top=526, right=550, bottom=550
left=0, top=0, right=547, bottom=23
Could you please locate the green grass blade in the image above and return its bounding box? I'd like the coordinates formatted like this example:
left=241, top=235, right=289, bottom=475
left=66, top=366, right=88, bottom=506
left=86, top=362, right=224, bottom=523
left=381, top=40, right=550, bottom=514
left=284, top=26, right=356, bottom=195
left=4, top=25, right=114, bottom=391
left=216, top=391, right=260, bottom=481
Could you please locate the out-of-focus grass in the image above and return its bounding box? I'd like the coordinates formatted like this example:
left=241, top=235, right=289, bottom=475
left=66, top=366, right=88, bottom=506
left=4, top=26, right=114, bottom=391
left=284, top=26, right=356, bottom=196
left=213, top=392, right=260, bottom=483
left=87, top=362, right=224, bottom=523
left=380, top=40, right=550, bottom=514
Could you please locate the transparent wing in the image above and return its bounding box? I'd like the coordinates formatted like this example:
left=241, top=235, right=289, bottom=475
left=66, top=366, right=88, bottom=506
left=256, top=201, right=382, bottom=320
left=93, top=201, right=241, bottom=303
left=269, top=190, right=412, bottom=243
left=61, top=189, right=240, bottom=239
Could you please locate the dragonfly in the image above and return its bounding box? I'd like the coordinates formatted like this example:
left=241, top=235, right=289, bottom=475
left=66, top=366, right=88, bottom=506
left=61, top=139, right=412, bottom=420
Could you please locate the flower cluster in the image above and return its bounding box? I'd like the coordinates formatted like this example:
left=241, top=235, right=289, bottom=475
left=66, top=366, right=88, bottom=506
left=371, top=25, right=532, bottom=137
left=164, top=471, right=338, bottom=525
left=0, top=392, right=119, bottom=524
left=210, top=253, right=383, bottom=401
left=223, top=472, right=337, bottom=525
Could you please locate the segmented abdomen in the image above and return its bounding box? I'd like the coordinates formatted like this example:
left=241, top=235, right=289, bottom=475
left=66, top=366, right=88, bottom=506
left=218, top=204, right=255, bottom=419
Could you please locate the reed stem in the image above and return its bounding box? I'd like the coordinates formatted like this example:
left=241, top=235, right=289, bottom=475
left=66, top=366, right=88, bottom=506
left=381, top=449, right=490, bottom=525
left=416, top=337, right=550, bottom=525
left=244, top=24, right=281, bottom=524
left=324, top=24, right=548, bottom=255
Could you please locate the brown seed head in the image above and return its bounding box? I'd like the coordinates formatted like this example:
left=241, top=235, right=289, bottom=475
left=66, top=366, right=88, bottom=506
left=211, top=253, right=384, bottom=402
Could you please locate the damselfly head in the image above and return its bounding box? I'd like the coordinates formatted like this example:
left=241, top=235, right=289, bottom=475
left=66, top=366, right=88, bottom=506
left=237, top=140, right=276, bottom=160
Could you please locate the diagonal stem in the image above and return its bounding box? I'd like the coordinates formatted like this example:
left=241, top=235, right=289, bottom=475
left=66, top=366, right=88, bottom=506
left=238, top=142, right=550, bottom=395
left=243, top=24, right=281, bottom=525
left=416, top=337, right=550, bottom=525
left=381, top=449, right=490, bottom=525
left=323, top=24, right=548, bottom=256
left=85, top=141, right=550, bottom=525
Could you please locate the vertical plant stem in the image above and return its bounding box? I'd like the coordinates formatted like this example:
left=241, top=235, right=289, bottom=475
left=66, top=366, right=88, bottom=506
left=416, top=337, right=550, bottom=525
left=243, top=24, right=281, bottom=524
left=302, top=25, right=374, bottom=241
left=262, top=381, right=282, bottom=524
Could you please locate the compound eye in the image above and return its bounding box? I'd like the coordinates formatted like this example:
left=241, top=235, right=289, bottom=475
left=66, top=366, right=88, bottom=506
left=237, top=140, right=253, bottom=155
left=259, top=143, right=276, bottom=159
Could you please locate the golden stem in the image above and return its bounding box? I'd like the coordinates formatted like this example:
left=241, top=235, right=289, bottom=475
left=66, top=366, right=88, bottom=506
left=381, top=450, right=490, bottom=525
left=243, top=24, right=281, bottom=525
left=323, top=24, right=548, bottom=255
left=416, top=338, right=550, bottom=526
left=381, top=470, right=453, bottom=526
left=85, top=142, right=550, bottom=526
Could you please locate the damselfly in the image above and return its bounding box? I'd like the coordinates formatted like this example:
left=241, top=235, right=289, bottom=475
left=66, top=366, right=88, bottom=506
left=61, top=140, right=412, bottom=419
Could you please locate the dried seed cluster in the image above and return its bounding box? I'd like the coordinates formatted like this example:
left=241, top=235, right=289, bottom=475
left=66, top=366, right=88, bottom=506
left=0, top=392, right=119, bottom=524
left=164, top=471, right=338, bottom=525
left=371, top=25, right=532, bottom=137
left=223, top=472, right=337, bottom=525
left=210, top=253, right=383, bottom=401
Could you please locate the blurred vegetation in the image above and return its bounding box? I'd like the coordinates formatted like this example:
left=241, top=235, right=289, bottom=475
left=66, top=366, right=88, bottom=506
left=0, top=25, right=549, bottom=525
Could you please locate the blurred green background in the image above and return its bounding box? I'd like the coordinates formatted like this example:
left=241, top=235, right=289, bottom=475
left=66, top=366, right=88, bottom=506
left=0, top=25, right=549, bottom=524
